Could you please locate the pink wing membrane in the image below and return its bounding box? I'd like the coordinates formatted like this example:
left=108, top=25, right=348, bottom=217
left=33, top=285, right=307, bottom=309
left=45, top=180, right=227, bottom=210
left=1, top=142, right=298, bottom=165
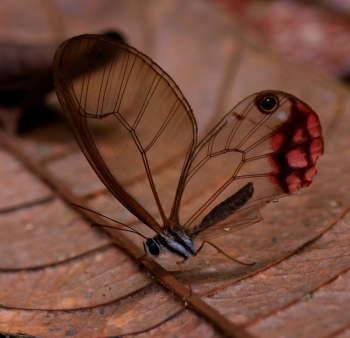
left=268, top=98, right=323, bottom=194
left=178, top=91, right=323, bottom=231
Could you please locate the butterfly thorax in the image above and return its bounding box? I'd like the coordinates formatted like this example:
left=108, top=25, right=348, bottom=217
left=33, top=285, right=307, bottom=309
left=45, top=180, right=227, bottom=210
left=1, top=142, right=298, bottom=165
left=143, top=228, right=196, bottom=260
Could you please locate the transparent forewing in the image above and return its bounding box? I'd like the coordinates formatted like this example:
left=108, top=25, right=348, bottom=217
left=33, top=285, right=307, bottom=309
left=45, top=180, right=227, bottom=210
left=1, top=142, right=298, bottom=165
left=53, top=35, right=197, bottom=231
left=180, top=91, right=323, bottom=235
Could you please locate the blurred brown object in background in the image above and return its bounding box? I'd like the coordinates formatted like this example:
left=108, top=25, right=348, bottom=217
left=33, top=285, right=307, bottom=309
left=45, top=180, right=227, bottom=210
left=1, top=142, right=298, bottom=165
left=3, top=0, right=350, bottom=133
left=0, top=44, right=54, bottom=133
left=0, top=0, right=128, bottom=133
left=220, top=0, right=350, bottom=79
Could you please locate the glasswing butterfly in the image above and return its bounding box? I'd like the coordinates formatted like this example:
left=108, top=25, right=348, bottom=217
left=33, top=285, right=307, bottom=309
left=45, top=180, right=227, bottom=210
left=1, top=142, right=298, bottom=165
left=53, top=34, right=323, bottom=265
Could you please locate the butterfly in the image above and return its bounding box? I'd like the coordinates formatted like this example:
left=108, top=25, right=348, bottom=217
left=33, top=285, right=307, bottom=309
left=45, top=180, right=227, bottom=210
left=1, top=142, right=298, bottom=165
left=53, top=34, right=324, bottom=264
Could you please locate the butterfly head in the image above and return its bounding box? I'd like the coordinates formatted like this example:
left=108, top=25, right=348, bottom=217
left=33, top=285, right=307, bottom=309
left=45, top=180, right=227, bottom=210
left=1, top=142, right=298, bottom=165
left=143, top=238, right=161, bottom=258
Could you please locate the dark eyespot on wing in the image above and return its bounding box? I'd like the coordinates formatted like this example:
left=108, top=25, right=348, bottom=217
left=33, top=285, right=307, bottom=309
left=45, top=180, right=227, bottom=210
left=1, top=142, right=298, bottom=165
left=255, top=93, right=279, bottom=114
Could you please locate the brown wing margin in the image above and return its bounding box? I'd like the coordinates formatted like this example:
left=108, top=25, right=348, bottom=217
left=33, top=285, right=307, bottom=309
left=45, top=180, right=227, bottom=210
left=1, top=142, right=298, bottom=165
left=53, top=35, right=197, bottom=235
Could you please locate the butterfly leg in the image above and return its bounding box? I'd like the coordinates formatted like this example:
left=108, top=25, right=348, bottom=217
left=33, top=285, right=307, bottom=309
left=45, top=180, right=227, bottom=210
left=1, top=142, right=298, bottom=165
left=176, top=258, right=193, bottom=295
left=197, top=241, right=255, bottom=266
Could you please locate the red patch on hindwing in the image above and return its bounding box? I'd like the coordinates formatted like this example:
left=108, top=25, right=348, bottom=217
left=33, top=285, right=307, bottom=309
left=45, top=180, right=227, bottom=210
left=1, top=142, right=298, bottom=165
left=269, top=99, right=323, bottom=194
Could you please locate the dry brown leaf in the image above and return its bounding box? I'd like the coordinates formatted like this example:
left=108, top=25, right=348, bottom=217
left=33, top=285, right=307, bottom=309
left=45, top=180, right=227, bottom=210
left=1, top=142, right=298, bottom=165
left=0, top=1, right=349, bottom=337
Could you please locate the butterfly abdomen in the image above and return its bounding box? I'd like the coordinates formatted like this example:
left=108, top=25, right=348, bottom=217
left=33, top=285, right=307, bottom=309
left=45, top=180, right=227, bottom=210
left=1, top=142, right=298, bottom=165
left=196, top=182, right=254, bottom=232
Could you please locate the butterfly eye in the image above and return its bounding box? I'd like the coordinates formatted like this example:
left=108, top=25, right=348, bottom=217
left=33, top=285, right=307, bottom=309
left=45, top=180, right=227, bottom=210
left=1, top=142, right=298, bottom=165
left=144, top=238, right=160, bottom=257
left=257, top=95, right=279, bottom=114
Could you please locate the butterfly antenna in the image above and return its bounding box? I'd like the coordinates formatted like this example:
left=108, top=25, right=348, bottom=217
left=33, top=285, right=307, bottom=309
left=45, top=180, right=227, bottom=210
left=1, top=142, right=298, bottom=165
left=71, top=203, right=148, bottom=240
left=91, top=223, right=148, bottom=239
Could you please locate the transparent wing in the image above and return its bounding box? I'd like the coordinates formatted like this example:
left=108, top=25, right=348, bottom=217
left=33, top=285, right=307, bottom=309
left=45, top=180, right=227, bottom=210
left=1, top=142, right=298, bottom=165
left=177, top=90, right=323, bottom=238
left=53, top=35, right=197, bottom=234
